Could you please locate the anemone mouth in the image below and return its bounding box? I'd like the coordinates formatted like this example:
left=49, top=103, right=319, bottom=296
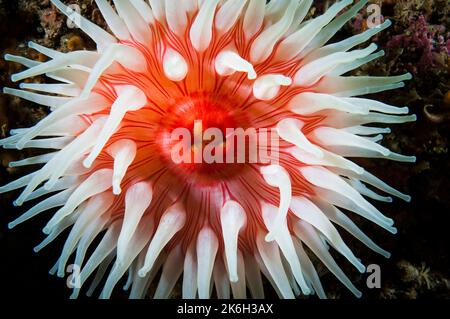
left=155, top=92, right=253, bottom=186
left=157, top=92, right=246, bottom=135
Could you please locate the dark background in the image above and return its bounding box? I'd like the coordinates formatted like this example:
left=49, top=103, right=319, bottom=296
left=0, top=0, right=449, bottom=300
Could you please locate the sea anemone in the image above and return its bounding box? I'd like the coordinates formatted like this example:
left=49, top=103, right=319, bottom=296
left=1, top=0, right=416, bottom=299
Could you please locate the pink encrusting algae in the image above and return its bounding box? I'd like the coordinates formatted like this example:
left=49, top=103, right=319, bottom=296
left=1, top=0, right=416, bottom=299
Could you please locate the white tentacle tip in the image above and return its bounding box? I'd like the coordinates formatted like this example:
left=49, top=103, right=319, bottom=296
left=112, top=183, right=122, bottom=195
left=83, top=157, right=94, bottom=169
left=16, top=141, right=26, bottom=151
left=382, top=251, right=392, bottom=259
left=229, top=275, right=239, bottom=283
left=7, top=222, right=16, bottom=230
left=215, top=51, right=257, bottom=80
left=13, top=199, right=23, bottom=207
left=260, top=164, right=283, bottom=176
left=112, top=176, right=124, bottom=195
left=247, top=70, right=257, bottom=80
left=277, top=118, right=324, bottom=158
left=264, top=232, right=276, bottom=243
left=163, top=48, right=188, bottom=82
left=356, top=262, right=366, bottom=274
left=253, top=74, right=292, bottom=101
left=42, top=225, right=52, bottom=235
left=69, top=291, right=79, bottom=299
left=137, top=268, right=148, bottom=278
left=388, top=226, right=398, bottom=235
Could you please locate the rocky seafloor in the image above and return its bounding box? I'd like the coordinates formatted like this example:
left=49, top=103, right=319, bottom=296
left=0, top=0, right=449, bottom=299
